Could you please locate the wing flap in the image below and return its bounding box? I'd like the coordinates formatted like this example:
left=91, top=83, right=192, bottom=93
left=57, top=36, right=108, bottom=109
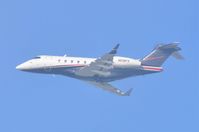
left=88, top=81, right=133, bottom=96
left=91, top=70, right=111, bottom=77
left=96, top=64, right=113, bottom=70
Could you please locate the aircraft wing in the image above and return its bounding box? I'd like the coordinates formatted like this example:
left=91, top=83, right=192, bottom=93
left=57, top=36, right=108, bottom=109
left=75, top=44, right=120, bottom=77
left=87, top=81, right=133, bottom=96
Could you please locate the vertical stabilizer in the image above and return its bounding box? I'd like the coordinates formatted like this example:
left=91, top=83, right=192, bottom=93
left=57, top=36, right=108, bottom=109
left=141, top=43, right=183, bottom=66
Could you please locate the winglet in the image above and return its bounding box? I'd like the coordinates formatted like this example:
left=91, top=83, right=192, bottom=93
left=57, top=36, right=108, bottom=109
left=114, top=43, right=120, bottom=49
left=109, top=44, right=120, bottom=54
left=123, top=88, right=133, bottom=96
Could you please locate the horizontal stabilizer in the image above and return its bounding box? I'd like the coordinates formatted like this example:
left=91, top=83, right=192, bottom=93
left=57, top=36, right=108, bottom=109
left=172, top=51, right=184, bottom=60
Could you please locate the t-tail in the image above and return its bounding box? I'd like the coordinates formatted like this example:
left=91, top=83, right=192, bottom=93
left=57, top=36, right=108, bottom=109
left=141, top=42, right=183, bottom=67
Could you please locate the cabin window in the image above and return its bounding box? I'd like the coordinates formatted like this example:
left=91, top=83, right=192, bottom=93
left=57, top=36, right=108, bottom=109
left=84, top=61, right=86, bottom=64
left=58, top=59, right=61, bottom=62
left=71, top=60, right=73, bottom=63
left=77, top=60, right=80, bottom=64
left=33, top=56, right=41, bottom=59
left=64, top=60, right=67, bottom=63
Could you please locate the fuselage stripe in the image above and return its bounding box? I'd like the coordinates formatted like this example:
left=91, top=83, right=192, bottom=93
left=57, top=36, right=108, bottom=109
left=45, top=64, right=87, bottom=69
left=142, top=66, right=163, bottom=71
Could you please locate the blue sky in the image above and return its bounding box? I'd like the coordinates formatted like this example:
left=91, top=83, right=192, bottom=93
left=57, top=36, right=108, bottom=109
left=0, top=0, right=198, bottom=132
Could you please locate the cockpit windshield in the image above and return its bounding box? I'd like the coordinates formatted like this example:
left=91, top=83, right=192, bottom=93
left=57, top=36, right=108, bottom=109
left=33, top=56, right=41, bottom=59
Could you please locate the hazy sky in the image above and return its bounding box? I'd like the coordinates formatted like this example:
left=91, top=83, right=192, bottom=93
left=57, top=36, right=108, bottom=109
left=0, top=0, right=198, bottom=132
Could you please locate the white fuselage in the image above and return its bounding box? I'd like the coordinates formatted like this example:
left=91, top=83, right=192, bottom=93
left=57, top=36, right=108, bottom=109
left=16, top=55, right=162, bottom=82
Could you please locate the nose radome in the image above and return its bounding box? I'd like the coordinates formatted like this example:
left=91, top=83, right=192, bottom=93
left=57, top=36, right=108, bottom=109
left=16, top=64, right=24, bottom=70
left=16, top=61, right=35, bottom=71
left=16, top=62, right=29, bottom=70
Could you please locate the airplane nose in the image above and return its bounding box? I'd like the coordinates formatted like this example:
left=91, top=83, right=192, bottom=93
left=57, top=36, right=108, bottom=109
left=16, top=62, right=29, bottom=70
left=16, top=64, right=24, bottom=70
left=16, top=61, right=34, bottom=71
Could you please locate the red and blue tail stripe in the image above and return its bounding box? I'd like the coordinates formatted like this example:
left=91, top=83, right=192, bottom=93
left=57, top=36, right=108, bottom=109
left=142, top=66, right=163, bottom=72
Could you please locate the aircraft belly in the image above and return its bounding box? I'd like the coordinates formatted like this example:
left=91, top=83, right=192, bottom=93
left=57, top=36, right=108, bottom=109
left=108, top=68, right=140, bottom=80
left=53, top=67, right=158, bottom=82
left=73, top=68, right=142, bottom=82
left=20, top=63, right=160, bottom=82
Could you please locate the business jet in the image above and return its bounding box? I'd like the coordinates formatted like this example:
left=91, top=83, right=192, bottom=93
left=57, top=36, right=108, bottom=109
left=16, top=43, right=183, bottom=96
